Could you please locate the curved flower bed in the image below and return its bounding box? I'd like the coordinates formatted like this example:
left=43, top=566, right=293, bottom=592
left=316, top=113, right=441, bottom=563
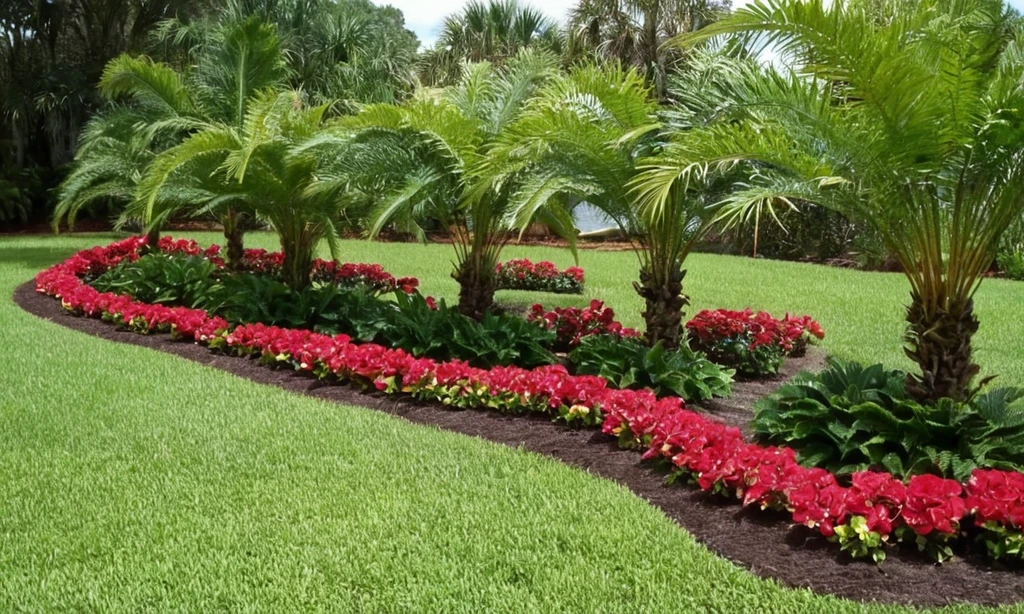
left=34, top=237, right=1024, bottom=566
left=495, top=258, right=584, bottom=294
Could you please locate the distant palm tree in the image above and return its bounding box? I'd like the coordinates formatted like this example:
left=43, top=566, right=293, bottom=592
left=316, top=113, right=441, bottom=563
left=636, top=0, right=1024, bottom=402
left=567, top=0, right=728, bottom=98
left=419, top=0, right=564, bottom=87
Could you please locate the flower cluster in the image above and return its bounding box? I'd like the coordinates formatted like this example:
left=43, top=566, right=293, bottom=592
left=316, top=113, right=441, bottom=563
left=527, top=300, right=639, bottom=351
left=311, top=260, right=419, bottom=294
left=240, top=249, right=418, bottom=294
left=686, top=308, right=825, bottom=376
left=965, top=469, right=1024, bottom=561
left=156, top=236, right=224, bottom=265
left=495, top=258, right=584, bottom=294
left=34, top=238, right=1024, bottom=566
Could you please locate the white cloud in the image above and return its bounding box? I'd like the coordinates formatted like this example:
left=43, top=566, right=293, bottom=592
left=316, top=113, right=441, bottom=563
left=374, top=0, right=578, bottom=48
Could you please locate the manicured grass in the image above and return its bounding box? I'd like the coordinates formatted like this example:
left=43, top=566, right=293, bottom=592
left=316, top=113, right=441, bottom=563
left=1, top=232, right=1021, bottom=612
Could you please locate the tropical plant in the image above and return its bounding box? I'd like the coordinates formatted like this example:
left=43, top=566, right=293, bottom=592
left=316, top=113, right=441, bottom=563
left=566, top=0, right=728, bottom=98
left=54, top=16, right=289, bottom=265
left=92, top=252, right=222, bottom=308
left=330, top=49, right=572, bottom=318
left=133, top=90, right=348, bottom=288
left=478, top=59, right=738, bottom=347
left=568, top=333, right=733, bottom=401
left=754, top=360, right=1024, bottom=481
left=418, top=0, right=564, bottom=87
left=639, top=0, right=1024, bottom=401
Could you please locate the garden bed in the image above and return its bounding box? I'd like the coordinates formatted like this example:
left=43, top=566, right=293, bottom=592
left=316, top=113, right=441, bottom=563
left=15, top=259, right=1024, bottom=607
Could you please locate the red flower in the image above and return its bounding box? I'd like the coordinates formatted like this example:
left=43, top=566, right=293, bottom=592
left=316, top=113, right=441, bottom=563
left=904, top=474, right=967, bottom=536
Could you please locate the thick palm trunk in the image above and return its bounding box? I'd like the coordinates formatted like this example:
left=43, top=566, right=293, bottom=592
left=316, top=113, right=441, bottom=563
left=281, top=238, right=312, bottom=289
left=454, top=255, right=495, bottom=320
left=634, top=265, right=688, bottom=349
left=223, top=209, right=245, bottom=269
left=904, top=292, right=980, bottom=403
left=144, top=228, right=160, bottom=248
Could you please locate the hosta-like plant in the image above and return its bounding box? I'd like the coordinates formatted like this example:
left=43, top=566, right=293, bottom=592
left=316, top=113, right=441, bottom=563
left=754, top=360, right=1024, bottom=481
left=569, top=334, right=733, bottom=401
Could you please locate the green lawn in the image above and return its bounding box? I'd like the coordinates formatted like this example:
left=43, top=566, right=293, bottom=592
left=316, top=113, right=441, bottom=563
left=1, top=232, right=1022, bottom=612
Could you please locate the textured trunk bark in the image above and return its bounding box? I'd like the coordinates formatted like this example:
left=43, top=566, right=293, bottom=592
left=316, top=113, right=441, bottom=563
left=904, top=293, right=981, bottom=403
left=454, top=257, right=495, bottom=321
left=634, top=265, right=688, bottom=350
left=223, top=211, right=245, bottom=270
left=282, top=243, right=312, bottom=290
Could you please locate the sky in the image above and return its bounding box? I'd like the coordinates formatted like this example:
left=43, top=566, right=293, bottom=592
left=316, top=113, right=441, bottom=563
left=377, top=0, right=1024, bottom=49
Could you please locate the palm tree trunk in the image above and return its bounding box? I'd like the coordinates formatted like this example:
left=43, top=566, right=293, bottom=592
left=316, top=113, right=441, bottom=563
left=904, top=292, right=981, bottom=403
left=281, top=241, right=313, bottom=289
left=223, top=209, right=245, bottom=270
left=634, top=265, right=689, bottom=349
left=454, top=253, right=495, bottom=320
left=144, top=228, right=160, bottom=248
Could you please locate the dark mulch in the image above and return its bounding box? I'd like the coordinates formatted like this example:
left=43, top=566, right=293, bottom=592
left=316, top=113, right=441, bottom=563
left=13, top=281, right=1024, bottom=608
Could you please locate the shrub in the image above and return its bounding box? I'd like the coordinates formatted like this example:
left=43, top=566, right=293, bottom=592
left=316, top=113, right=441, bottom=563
left=380, top=292, right=556, bottom=369
left=528, top=300, right=639, bottom=352
left=753, top=359, right=1024, bottom=481
left=205, top=274, right=398, bottom=339
left=569, top=334, right=733, bottom=402
left=997, top=248, right=1024, bottom=281
left=495, top=258, right=584, bottom=294
left=686, top=308, right=824, bottom=376
left=91, top=253, right=221, bottom=308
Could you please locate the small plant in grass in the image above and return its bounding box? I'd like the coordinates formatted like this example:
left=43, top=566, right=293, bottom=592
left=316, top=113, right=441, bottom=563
left=495, top=258, right=584, bottom=294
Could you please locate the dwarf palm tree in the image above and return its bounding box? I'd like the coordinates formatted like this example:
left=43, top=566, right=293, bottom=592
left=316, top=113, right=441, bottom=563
left=54, top=17, right=288, bottom=265
left=132, top=90, right=344, bottom=289
left=331, top=50, right=568, bottom=318
left=478, top=60, right=738, bottom=347
left=637, top=0, right=1024, bottom=401
left=418, top=0, right=563, bottom=87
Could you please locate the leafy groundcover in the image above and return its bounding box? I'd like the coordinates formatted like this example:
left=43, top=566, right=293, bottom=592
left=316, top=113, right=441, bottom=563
left=35, top=236, right=1024, bottom=566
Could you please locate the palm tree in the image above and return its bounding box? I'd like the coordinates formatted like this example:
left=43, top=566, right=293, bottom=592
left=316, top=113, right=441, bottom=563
left=330, top=50, right=569, bottom=318
left=133, top=90, right=345, bottom=289
left=477, top=60, right=732, bottom=348
left=418, top=0, right=564, bottom=87
left=54, top=16, right=288, bottom=265
left=567, top=0, right=728, bottom=99
left=636, top=0, right=1024, bottom=401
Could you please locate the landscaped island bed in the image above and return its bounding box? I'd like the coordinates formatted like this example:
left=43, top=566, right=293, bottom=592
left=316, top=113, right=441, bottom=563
left=17, top=235, right=1024, bottom=607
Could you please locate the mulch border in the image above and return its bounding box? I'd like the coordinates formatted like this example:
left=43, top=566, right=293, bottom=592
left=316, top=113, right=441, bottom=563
left=13, top=281, right=1024, bottom=608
